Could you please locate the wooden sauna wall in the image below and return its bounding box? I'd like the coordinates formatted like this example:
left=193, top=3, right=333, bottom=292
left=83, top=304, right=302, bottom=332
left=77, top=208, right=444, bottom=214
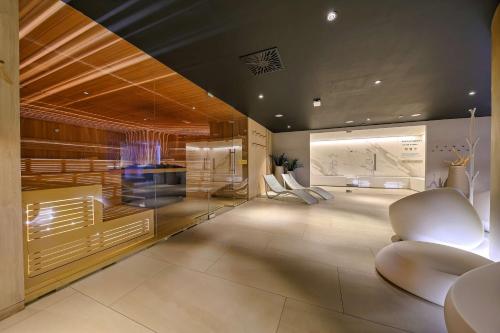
left=21, top=118, right=124, bottom=160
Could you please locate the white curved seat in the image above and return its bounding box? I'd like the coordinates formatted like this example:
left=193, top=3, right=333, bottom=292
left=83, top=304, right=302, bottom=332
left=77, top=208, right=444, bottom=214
left=389, top=188, right=484, bottom=250
left=474, top=190, right=490, bottom=231
left=445, top=262, right=500, bottom=333
left=375, top=241, right=492, bottom=306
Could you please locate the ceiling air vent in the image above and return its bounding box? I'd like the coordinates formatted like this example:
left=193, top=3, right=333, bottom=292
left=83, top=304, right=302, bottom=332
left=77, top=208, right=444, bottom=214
left=240, top=47, right=284, bottom=76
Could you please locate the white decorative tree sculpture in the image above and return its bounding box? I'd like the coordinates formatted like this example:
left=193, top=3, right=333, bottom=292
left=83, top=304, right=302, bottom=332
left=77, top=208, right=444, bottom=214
left=465, top=108, right=479, bottom=204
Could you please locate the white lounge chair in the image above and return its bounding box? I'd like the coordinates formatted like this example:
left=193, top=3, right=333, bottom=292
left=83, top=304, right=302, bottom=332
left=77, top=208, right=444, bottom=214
left=263, top=174, right=318, bottom=205
left=282, top=173, right=333, bottom=200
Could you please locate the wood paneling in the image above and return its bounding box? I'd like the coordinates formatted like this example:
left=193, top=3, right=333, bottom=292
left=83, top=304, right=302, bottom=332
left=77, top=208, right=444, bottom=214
left=19, top=0, right=244, bottom=136
left=0, top=0, right=24, bottom=319
left=248, top=118, right=272, bottom=199
left=22, top=184, right=154, bottom=300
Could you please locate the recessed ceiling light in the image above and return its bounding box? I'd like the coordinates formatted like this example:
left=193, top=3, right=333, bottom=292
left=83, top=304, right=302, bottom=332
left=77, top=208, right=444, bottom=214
left=143, top=118, right=147, bottom=121
left=275, top=114, right=284, bottom=118
left=287, top=125, right=291, bottom=129
left=192, top=106, right=196, bottom=110
left=398, top=115, right=404, bottom=119
left=327, top=10, right=337, bottom=22
left=345, top=120, right=354, bottom=124
left=468, top=90, right=476, bottom=96
left=411, top=113, right=422, bottom=117
left=313, top=98, right=321, bottom=107
left=366, top=118, right=371, bottom=121
left=258, top=94, right=264, bottom=99
left=83, top=91, right=89, bottom=95
left=182, top=120, right=191, bottom=124
left=374, top=80, right=382, bottom=85
left=207, top=92, right=214, bottom=98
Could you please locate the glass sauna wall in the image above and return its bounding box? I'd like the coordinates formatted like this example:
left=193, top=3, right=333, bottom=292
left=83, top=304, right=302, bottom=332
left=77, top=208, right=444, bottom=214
left=19, top=0, right=248, bottom=300
left=310, top=126, right=426, bottom=191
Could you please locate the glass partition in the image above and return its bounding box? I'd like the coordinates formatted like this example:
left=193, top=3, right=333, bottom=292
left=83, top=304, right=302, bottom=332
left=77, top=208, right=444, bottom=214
left=19, top=0, right=248, bottom=301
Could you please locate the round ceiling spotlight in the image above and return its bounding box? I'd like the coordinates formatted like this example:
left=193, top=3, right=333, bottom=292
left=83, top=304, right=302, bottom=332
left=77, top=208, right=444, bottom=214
left=366, top=118, right=371, bottom=121
left=258, top=94, right=264, bottom=99
left=398, top=115, right=404, bottom=119
left=468, top=90, right=476, bottom=96
left=192, top=106, right=196, bottom=110
left=345, top=120, right=354, bottom=124
left=374, top=80, right=382, bottom=85
left=327, top=10, right=337, bottom=22
left=411, top=113, right=422, bottom=117
left=287, top=125, right=291, bottom=129
left=83, top=91, right=89, bottom=95
left=275, top=114, right=284, bottom=118
left=207, top=92, right=214, bottom=98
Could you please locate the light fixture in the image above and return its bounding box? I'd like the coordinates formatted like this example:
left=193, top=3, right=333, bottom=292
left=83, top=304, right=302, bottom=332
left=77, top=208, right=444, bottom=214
left=311, top=136, right=420, bottom=145
left=182, top=120, right=191, bottom=124
left=327, top=10, right=337, bottom=22
left=83, top=91, right=89, bottom=95
left=366, top=118, right=371, bottom=121
left=275, top=114, right=284, bottom=118
left=411, top=113, right=422, bottom=117
left=143, top=118, right=147, bottom=121
left=374, top=80, right=382, bottom=85
left=313, top=98, right=321, bottom=107
left=468, top=90, right=476, bottom=96
left=345, top=120, right=354, bottom=124
left=258, top=94, right=264, bottom=99
left=398, top=115, right=404, bottom=119
left=192, top=106, right=196, bottom=110
left=207, top=92, right=214, bottom=98
left=287, top=125, right=291, bottom=129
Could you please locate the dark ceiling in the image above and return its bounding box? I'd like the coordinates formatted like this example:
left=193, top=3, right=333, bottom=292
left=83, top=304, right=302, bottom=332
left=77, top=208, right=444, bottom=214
left=65, top=0, right=499, bottom=132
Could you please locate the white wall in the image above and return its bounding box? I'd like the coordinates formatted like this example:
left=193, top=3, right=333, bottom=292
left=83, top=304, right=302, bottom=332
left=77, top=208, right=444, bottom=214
left=273, top=116, right=491, bottom=194
left=272, top=131, right=311, bottom=186
left=426, top=117, right=490, bottom=193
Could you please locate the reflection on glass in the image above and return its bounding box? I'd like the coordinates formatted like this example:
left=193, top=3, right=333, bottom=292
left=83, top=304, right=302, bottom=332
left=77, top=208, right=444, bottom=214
left=19, top=0, right=248, bottom=299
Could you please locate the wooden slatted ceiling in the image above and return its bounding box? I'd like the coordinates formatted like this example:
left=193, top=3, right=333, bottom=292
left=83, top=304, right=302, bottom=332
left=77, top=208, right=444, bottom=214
left=19, top=0, right=245, bottom=135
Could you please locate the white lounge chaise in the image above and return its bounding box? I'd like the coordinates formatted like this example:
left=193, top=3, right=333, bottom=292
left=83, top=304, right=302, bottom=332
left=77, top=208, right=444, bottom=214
left=263, top=174, right=318, bottom=205
left=375, top=241, right=492, bottom=306
left=389, top=188, right=484, bottom=250
left=282, top=173, right=333, bottom=200
left=445, top=262, right=500, bottom=333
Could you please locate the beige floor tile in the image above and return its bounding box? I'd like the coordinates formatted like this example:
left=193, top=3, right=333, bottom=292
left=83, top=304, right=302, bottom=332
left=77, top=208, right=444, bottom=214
left=267, top=235, right=376, bottom=274
left=0, top=288, right=76, bottom=331
left=179, top=220, right=275, bottom=250
left=72, top=255, right=168, bottom=305
left=140, top=234, right=228, bottom=272
left=277, top=298, right=405, bottom=333
left=0, top=308, right=38, bottom=332
left=207, top=248, right=343, bottom=311
left=214, top=211, right=308, bottom=238
left=112, top=264, right=284, bottom=333
left=2, top=293, right=152, bottom=333
left=339, top=268, right=447, bottom=333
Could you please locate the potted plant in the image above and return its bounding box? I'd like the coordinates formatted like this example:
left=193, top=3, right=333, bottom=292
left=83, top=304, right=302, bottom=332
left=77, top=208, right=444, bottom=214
left=271, top=153, right=287, bottom=184
left=445, top=148, right=470, bottom=197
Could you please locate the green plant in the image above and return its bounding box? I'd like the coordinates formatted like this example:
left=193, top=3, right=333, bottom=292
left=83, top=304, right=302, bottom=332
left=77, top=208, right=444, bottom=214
left=271, top=153, right=288, bottom=167
left=270, top=154, right=303, bottom=172
left=287, top=158, right=303, bottom=171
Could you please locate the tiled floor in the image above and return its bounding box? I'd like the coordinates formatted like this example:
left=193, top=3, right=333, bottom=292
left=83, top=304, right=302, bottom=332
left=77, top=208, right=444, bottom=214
left=0, top=188, right=447, bottom=333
